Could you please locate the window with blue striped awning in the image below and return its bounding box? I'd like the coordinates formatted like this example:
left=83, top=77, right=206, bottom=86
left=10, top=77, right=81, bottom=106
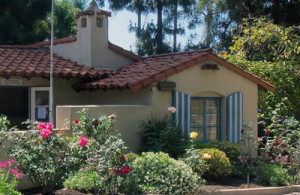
left=226, top=91, right=243, bottom=143
left=172, top=91, right=191, bottom=135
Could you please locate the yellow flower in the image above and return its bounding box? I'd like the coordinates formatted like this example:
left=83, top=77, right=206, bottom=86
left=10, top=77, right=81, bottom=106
left=203, top=153, right=211, bottom=160
left=190, top=132, right=198, bottom=139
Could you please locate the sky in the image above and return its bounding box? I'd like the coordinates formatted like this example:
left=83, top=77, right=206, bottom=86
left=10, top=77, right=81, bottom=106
left=101, top=2, right=204, bottom=52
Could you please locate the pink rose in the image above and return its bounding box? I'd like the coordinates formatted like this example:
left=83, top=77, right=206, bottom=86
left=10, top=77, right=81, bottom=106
left=273, top=139, right=281, bottom=146
left=0, top=161, right=9, bottom=169
left=78, top=136, right=88, bottom=147
left=45, top=123, right=53, bottom=130
left=37, top=123, right=46, bottom=130
left=265, top=129, right=271, bottom=135
left=114, top=169, right=119, bottom=175
left=108, top=114, right=116, bottom=120
left=257, top=137, right=262, bottom=142
left=9, top=168, right=19, bottom=175
left=168, top=107, right=176, bottom=113
left=40, top=129, right=51, bottom=139
left=121, top=166, right=130, bottom=175
left=7, top=159, right=16, bottom=165
left=16, top=172, right=25, bottom=179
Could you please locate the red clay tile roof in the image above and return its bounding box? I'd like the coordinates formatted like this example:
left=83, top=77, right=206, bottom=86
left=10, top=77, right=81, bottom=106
left=28, top=37, right=141, bottom=62
left=0, top=46, right=110, bottom=79
left=73, top=49, right=275, bottom=92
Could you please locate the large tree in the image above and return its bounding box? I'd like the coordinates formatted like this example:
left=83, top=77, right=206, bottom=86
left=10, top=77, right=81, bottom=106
left=0, top=0, right=51, bottom=45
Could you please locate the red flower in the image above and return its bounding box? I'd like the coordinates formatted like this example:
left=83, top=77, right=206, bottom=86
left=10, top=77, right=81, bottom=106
left=93, top=120, right=99, bottom=127
left=273, top=139, right=281, bottom=146
left=37, top=123, right=46, bottom=130
left=40, top=129, right=51, bottom=139
left=45, top=123, right=53, bottom=131
left=120, top=154, right=125, bottom=160
left=74, top=119, right=80, bottom=125
left=121, top=166, right=130, bottom=175
left=265, top=129, right=271, bottom=135
left=108, top=114, right=116, bottom=120
left=78, top=136, right=88, bottom=147
left=114, top=169, right=119, bottom=175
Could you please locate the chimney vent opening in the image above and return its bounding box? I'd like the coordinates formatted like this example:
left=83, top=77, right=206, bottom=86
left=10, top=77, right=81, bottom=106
left=81, top=18, right=87, bottom=28
left=97, top=17, right=103, bottom=27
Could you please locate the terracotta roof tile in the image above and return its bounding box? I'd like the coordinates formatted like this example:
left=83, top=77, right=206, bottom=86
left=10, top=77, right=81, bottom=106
left=73, top=48, right=275, bottom=92
left=0, top=46, right=110, bottom=80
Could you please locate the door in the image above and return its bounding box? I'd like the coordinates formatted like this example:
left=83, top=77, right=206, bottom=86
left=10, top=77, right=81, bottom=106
left=31, top=87, right=50, bottom=122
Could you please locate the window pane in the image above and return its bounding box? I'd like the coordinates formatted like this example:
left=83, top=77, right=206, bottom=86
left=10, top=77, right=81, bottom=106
left=207, top=126, right=217, bottom=141
left=35, top=91, right=49, bottom=106
left=205, top=100, right=219, bottom=142
left=191, top=114, right=203, bottom=126
left=191, top=100, right=203, bottom=114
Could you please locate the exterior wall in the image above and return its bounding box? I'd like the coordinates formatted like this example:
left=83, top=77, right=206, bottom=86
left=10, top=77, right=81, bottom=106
left=53, top=15, right=134, bottom=70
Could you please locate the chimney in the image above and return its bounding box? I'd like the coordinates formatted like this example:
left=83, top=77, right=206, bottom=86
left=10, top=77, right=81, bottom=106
left=76, top=0, right=112, bottom=69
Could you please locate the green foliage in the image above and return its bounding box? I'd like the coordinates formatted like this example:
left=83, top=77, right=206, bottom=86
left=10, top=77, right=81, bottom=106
left=125, top=153, right=139, bottom=164
left=0, top=182, right=21, bottom=195
left=128, top=152, right=204, bottom=194
left=256, top=163, right=292, bottom=186
left=138, top=116, right=188, bottom=158
left=198, top=148, right=232, bottom=180
left=191, top=141, right=241, bottom=163
left=0, top=114, right=10, bottom=131
left=0, top=160, right=23, bottom=195
left=222, top=18, right=300, bottom=118
left=63, top=169, right=101, bottom=193
left=183, top=149, right=208, bottom=176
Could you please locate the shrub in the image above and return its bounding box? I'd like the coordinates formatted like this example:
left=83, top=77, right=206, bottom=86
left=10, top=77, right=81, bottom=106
left=183, top=149, right=208, bottom=176
left=190, top=141, right=241, bottom=163
left=0, top=159, right=23, bottom=195
left=125, top=153, right=139, bottom=164
left=63, top=169, right=101, bottom=193
left=128, top=152, right=204, bottom=194
left=198, top=148, right=232, bottom=180
left=138, top=116, right=188, bottom=158
left=256, top=163, right=292, bottom=186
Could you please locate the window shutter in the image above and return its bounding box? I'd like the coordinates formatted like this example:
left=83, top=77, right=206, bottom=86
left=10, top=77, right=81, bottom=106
left=226, top=91, right=243, bottom=143
left=173, top=91, right=191, bottom=134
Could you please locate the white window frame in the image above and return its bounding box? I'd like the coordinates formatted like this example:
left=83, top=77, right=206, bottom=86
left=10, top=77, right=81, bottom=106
left=30, top=87, right=50, bottom=122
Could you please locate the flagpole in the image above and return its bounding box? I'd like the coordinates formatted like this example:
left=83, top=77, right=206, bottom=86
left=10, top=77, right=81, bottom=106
left=49, top=0, right=54, bottom=124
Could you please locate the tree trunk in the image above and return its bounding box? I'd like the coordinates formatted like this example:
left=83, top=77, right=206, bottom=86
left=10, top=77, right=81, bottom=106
left=156, top=0, right=163, bottom=54
left=137, top=11, right=142, bottom=40
left=173, top=0, right=178, bottom=52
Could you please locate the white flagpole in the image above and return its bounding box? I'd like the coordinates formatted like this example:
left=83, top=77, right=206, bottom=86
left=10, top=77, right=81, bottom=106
left=49, top=0, right=54, bottom=124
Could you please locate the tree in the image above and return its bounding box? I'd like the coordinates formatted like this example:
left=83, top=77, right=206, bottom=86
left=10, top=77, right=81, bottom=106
left=0, top=0, right=51, bottom=44
left=222, top=18, right=300, bottom=118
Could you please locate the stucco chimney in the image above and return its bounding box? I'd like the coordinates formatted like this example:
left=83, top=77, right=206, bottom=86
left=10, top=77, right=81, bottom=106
left=76, top=0, right=112, bottom=69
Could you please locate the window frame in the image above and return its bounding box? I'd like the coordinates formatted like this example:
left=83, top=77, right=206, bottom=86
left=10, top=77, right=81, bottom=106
left=30, top=87, right=50, bottom=122
left=191, top=97, right=222, bottom=143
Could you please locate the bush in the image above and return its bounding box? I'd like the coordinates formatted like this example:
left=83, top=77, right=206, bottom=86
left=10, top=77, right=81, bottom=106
left=191, top=141, right=241, bottom=163
left=0, top=159, right=23, bottom=195
left=138, top=116, right=188, bottom=158
left=183, top=149, right=207, bottom=176
left=125, top=153, right=139, bottom=164
left=63, top=169, right=101, bottom=193
left=198, top=148, right=232, bottom=180
left=256, top=163, right=292, bottom=186
left=128, top=152, right=204, bottom=194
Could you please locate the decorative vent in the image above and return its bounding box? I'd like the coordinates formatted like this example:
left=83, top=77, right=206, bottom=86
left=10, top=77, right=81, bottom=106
left=201, top=64, right=219, bottom=70
left=81, top=18, right=87, bottom=28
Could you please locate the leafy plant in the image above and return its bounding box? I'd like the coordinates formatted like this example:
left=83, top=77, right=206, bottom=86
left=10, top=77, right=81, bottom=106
left=125, top=153, right=139, bottom=164
left=128, top=152, right=204, bottom=194
left=0, top=159, right=24, bottom=195
left=198, top=148, right=232, bottom=180
left=256, top=163, right=292, bottom=186
left=63, top=169, right=102, bottom=193
left=183, top=149, right=208, bottom=176
left=138, top=115, right=188, bottom=158
left=0, top=114, right=10, bottom=131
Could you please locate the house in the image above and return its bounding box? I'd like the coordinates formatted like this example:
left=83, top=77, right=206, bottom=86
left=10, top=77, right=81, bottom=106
left=0, top=0, right=275, bottom=151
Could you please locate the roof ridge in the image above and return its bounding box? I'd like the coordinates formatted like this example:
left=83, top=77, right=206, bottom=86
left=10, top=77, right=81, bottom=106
left=143, top=48, right=213, bottom=59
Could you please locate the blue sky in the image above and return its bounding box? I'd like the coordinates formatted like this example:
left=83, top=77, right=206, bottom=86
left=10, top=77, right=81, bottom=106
left=101, top=3, right=204, bottom=52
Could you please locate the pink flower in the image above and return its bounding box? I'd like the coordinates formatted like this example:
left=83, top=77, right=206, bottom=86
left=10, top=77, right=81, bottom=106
left=121, top=166, right=130, bottom=175
left=265, top=128, right=271, bottom=135
left=78, top=136, right=88, bottom=147
left=0, top=161, right=9, bottom=169
left=9, top=168, right=19, bottom=175
left=7, top=159, right=16, bottom=165
left=16, top=172, right=24, bottom=179
left=45, top=123, right=53, bottom=130
left=271, top=160, right=275, bottom=163
left=74, top=119, right=80, bottom=125
left=108, top=114, right=116, bottom=120
left=37, top=123, right=46, bottom=130
left=257, top=137, right=262, bottom=142
left=273, top=139, right=281, bottom=146
left=168, top=107, right=176, bottom=113
left=40, top=128, right=51, bottom=139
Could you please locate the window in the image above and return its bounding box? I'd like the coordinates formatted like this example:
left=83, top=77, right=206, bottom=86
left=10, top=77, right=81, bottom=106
left=81, top=18, right=87, bottom=28
left=191, top=97, right=221, bottom=143
left=31, top=87, right=49, bottom=122
left=96, top=17, right=103, bottom=27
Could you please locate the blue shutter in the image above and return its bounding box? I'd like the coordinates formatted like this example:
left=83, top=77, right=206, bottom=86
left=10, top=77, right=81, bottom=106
left=227, top=92, right=243, bottom=143
left=173, top=91, right=191, bottom=134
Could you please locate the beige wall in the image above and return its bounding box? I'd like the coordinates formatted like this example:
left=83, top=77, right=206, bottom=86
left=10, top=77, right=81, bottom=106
left=53, top=14, right=134, bottom=70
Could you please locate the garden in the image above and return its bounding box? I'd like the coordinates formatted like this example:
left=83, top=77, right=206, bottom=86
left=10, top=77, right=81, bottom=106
left=0, top=103, right=299, bottom=195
